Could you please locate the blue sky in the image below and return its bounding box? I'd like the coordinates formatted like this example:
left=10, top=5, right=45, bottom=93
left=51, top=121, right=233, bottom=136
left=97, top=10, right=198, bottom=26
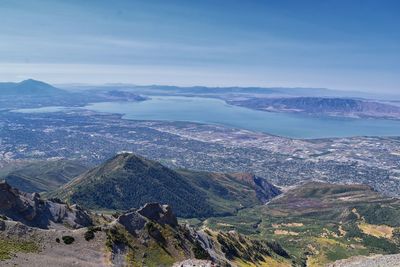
left=0, top=0, right=399, bottom=92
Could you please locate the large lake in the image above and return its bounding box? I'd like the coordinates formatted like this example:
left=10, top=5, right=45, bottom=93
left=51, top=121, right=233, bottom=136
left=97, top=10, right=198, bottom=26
left=15, top=96, right=400, bottom=139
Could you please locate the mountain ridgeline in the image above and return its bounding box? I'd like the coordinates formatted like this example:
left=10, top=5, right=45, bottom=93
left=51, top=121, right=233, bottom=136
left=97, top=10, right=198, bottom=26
left=229, top=97, right=400, bottom=118
left=51, top=153, right=281, bottom=218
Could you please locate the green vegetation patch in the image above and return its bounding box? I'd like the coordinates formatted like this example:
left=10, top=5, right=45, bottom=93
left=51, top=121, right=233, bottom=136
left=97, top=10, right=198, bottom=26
left=192, top=240, right=211, bottom=260
left=62, top=235, right=75, bottom=245
left=105, top=227, right=129, bottom=249
left=0, top=239, right=39, bottom=260
left=84, top=226, right=102, bottom=241
left=141, top=243, right=175, bottom=267
left=357, top=204, right=400, bottom=227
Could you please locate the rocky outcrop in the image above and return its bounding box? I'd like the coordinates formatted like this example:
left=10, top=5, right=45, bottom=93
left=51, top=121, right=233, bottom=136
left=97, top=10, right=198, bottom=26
left=137, top=203, right=178, bottom=227
left=116, top=211, right=146, bottom=235
left=116, top=203, right=178, bottom=235
left=0, top=181, right=92, bottom=229
left=173, top=259, right=213, bottom=267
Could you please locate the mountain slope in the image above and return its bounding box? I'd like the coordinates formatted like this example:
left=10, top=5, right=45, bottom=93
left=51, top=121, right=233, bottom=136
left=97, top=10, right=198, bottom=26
left=177, top=170, right=281, bottom=215
left=0, top=184, right=291, bottom=267
left=0, top=79, right=68, bottom=96
left=1, top=160, right=88, bottom=193
left=0, top=79, right=104, bottom=109
left=53, top=153, right=215, bottom=218
left=52, top=153, right=280, bottom=218
left=0, top=181, right=92, bottom=229
left=203, top=182, right=400, bottom=266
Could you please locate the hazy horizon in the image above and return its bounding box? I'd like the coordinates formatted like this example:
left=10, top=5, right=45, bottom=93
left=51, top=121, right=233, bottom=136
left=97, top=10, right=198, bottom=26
left=0, top=0, right=399, bottom=94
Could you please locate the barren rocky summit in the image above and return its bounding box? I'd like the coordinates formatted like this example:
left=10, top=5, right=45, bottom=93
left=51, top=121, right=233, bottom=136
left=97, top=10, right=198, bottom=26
left=0, top=180, right=92, bottom=229
left=0, top=182, right=290, bottom=266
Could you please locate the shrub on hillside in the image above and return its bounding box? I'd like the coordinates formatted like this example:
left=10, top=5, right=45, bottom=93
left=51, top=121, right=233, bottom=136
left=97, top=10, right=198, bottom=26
left=62, top=236, right=75, bottom=245
left=84, top=226, right=102, bottom=241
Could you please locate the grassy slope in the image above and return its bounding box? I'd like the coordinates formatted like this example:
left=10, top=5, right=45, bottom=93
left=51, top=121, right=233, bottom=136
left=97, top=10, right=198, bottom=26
left=0, top=160, right=87, bottom=193
left=199, top=182, right=400, bottom=266
left=106, top=222, right=291, bottom=267
left=0, top=238, right=39, bottom=260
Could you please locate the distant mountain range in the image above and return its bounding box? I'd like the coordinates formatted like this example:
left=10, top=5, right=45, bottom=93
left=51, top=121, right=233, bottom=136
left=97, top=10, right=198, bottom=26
left=53, top=81, right=400, bottom=119
left=3, top=79, right=399, bottom=102
left=228, top=97, right=400, bottom=119
left=51, top=153, right=281, bottom=218
left=3, top=79, right=400, bottom=120
left=65, top=83, right=400, bottom=101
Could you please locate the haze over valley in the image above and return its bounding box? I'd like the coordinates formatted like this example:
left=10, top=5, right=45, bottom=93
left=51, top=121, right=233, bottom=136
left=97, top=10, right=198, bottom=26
left=1, top=1, right=400, bottom=266
left=1, top=79, right=400, bottom=266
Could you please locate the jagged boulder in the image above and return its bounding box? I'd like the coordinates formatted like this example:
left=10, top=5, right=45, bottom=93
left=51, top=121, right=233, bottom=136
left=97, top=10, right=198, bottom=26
left=173, top=259, right=213, bottom=267
left=0, top=181, right=92, bottom=229
left=137, top=203, right=178, bottom=227
left=116, top=211, right=147, bottom=235
left=116, top=203, right=178, bottom=236
left=0, top=181, right=20, bottom=209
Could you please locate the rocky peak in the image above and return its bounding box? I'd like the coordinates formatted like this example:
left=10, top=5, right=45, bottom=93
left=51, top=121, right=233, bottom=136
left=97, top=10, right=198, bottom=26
left=116, top=211, right=147, bottom=235
left=0, top=180, right=25, bottom=210
left=98, top=152, right=155, bottom=173
left=0, top=181, right=92, bottom=229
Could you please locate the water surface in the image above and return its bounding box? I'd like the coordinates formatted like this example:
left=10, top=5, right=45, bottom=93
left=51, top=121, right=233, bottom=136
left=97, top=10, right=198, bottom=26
left=14, top=96, right=400, bottom=139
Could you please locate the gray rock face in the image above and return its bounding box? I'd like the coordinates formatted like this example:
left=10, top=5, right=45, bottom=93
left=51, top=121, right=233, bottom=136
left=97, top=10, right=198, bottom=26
left=137, top=203, right=178, bottom=227
left=0, top=219, right=5, bottom=230
left=172, top=259, right=213, bottom=267
left=0, top=181, right=92, bottom=229
left=327, top=254, right=400, bottom=267
left=116, top=203, right=178, bottom=235
left=116, top=211, right=146, bottom=235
